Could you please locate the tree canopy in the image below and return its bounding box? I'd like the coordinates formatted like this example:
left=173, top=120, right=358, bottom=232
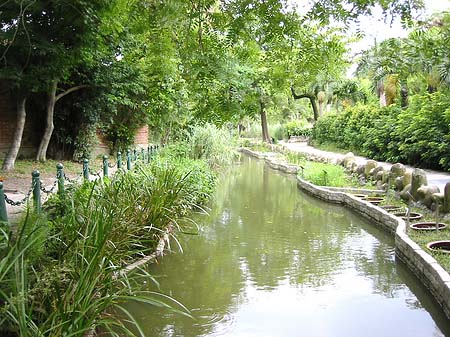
left=1, top=0, right=427, bottom=168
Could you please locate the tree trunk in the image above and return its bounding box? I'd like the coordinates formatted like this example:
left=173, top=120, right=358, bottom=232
left=36, top=81, right=57, bottom=161
left=2, top=93, right=27, bottom=171
left=377, top=80, right=386, bottom=107
left=318, top=101, right=323, bottom=117
left=400, top=83, right=409, bottom=108
left=35, top=82, right=88, bottom=162
left=259, top=98, right=271, bottom=143
left=290, top=87, right=319, bottom=121
left=427, top=85, right=437, bottom=94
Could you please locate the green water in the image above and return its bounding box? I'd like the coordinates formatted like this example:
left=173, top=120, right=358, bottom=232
left=130, top=155, right=450, bottom=337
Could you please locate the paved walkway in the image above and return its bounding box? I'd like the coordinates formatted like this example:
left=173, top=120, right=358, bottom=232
left=280, top=141, right=450, bottom=192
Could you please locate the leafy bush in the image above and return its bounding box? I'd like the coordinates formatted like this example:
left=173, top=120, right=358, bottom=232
left=285, top=120, right=312, bottom=138
left=1, top=153, right=216, bottom=336
left=271, top=123, right=286, bottom=140
left=240, top=122, right=261, bottom=138
left=311, top=92, right=450, bottom=171
left=188, top=123, right=236, bottom=169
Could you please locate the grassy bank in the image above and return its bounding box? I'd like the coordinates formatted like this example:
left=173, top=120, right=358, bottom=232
left=0, top=154, right=216, bottom=336
left=1, top=125, right=236, bottom=336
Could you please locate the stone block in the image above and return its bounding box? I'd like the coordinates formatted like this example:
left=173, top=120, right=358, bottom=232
left=400, top=184, right=411, bottom=201
left=364, top=160, right=378, bottom=177
left=395, top=176, right=404, bottom=191
left=416, top=185, right=440, bottom=208
left=411, top=168, right=428, bottom=200
left=403, top=171, right=412, bottom=188
left=444, top=183, right=450, bottom=213
left=389, top=163, right=406, bottom=184
left=343, top=152, right=356, bottom=170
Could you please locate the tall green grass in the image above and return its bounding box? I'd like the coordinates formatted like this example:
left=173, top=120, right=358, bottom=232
left=0, top=153, right=216, bottom=336
left=286, top=152, right=356, bottom=187
left=302, top=161, right=351, bottom=187
left=188, top=124, right=236, bottom=169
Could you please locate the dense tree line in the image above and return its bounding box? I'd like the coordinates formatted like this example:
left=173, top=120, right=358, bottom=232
left=1, top=0, right=424, bottom=170
left=310, top=11, right=450, bottom=171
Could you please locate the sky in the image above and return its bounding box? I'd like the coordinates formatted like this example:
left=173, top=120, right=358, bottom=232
left=345, top=0, right=450, bottom=76
left=288, top=0, right=450, bottom=76
left=349, top=0, right=450, bottom=54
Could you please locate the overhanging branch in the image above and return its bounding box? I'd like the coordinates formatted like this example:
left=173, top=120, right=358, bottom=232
left=55, top=85, right=89, bottom=102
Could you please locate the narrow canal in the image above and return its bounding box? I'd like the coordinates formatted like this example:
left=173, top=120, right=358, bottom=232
left=131, top=155, right=450, bottom=337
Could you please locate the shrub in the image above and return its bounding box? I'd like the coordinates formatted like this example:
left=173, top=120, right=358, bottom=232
left=188, top=123, right=236, bottom=169
left=271, top=123, right=286, bottom=140
left=311, top=91, right=450, bottom=171
left=240, top=122, right=261, bottom=138
left=285, top=120, right=312, bottom=138
left=1, top=153, right=216, bottom=336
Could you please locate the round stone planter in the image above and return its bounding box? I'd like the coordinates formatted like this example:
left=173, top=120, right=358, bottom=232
left=410, top=222, right=448, bottom=231
left=426, top=240, right=450, bottom=254
left=393, top=211, right=423, bottom=221
left=381, top=205, right=404, bottom=213
left=365, top=196, right=385, bottom=205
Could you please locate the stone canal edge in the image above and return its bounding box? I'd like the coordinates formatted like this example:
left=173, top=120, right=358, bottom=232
left=240, top=147, right=450, bottom=319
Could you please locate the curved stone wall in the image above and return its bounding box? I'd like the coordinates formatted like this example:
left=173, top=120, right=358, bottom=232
left=241, top=148, right=450, bottom=319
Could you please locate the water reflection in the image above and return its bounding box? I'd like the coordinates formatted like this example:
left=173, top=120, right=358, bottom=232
left=127, top=155, right=450, bottom=337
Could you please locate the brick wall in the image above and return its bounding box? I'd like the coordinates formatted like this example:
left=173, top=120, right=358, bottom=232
left=134, top=125, right=149, bottom=147
left=1, top=87, right=149, bottom=159
left=0, top=90, right=15, bottom=155
left=0, top=88, right=37, bottom=159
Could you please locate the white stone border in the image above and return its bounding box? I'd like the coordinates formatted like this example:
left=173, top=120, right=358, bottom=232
left=241, top=147, right=450, bottom=319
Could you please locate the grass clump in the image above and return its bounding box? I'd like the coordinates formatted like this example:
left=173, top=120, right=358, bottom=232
left=285, top=151, right=357, bottom=187
left=188, top=123, right=236, bottom=169
left=0, top=152, right=216, bottom=336
left=302, top=161, right=352, bottom=187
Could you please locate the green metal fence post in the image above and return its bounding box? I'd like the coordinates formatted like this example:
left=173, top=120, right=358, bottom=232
left=141, top=148, right=145, bottom=162
left=57, top=163, right=65, bottom=196
left=117, top=151, right=122, bottom=169
left=147, top=146, right=151, bottom=163
left=32, top=170, right=41, bottom=213
left=83, top=159, right=89, bottom=181
left=133, top=149, right=137, bottom=161
left=0, top=182, right=8, bottom=224
left=103, top=155, right=109, bottom=178
left=127, top=150, right=131, bottom=170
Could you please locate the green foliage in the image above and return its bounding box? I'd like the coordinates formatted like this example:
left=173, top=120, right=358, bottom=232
left=1, top=0, right=424, bottom=164
left=284, top=151, right=356, bottom=187
left=302, top=161, right=350, bottom=187
left=272, top=123, right=286, bottom=140
left=188, top=124, right=236, bottom=169
left=1, top=153, right=216, bottom=336
left=72, top=125, right=98, bottom=161
left=408, top=227, right=450, bottom=274
left=312, top=91, right=450, bottom=170
left=356, top=12, right=450, bottom=104
left=285, top=120, right=313, bottom=138
left=240, top=122, right=262, bottom=138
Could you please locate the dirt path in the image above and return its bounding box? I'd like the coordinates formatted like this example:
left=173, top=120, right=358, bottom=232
left=2, top=164, right=118, bottom=225
left=280, top=141, right=450, bottom=192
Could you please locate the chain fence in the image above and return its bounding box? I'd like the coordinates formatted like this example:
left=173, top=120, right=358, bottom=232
left=0, top=146, right=159, bottom=223
left=4, top=181, right=36, bottom=206
left=40, top=180, right=58, bottom=195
